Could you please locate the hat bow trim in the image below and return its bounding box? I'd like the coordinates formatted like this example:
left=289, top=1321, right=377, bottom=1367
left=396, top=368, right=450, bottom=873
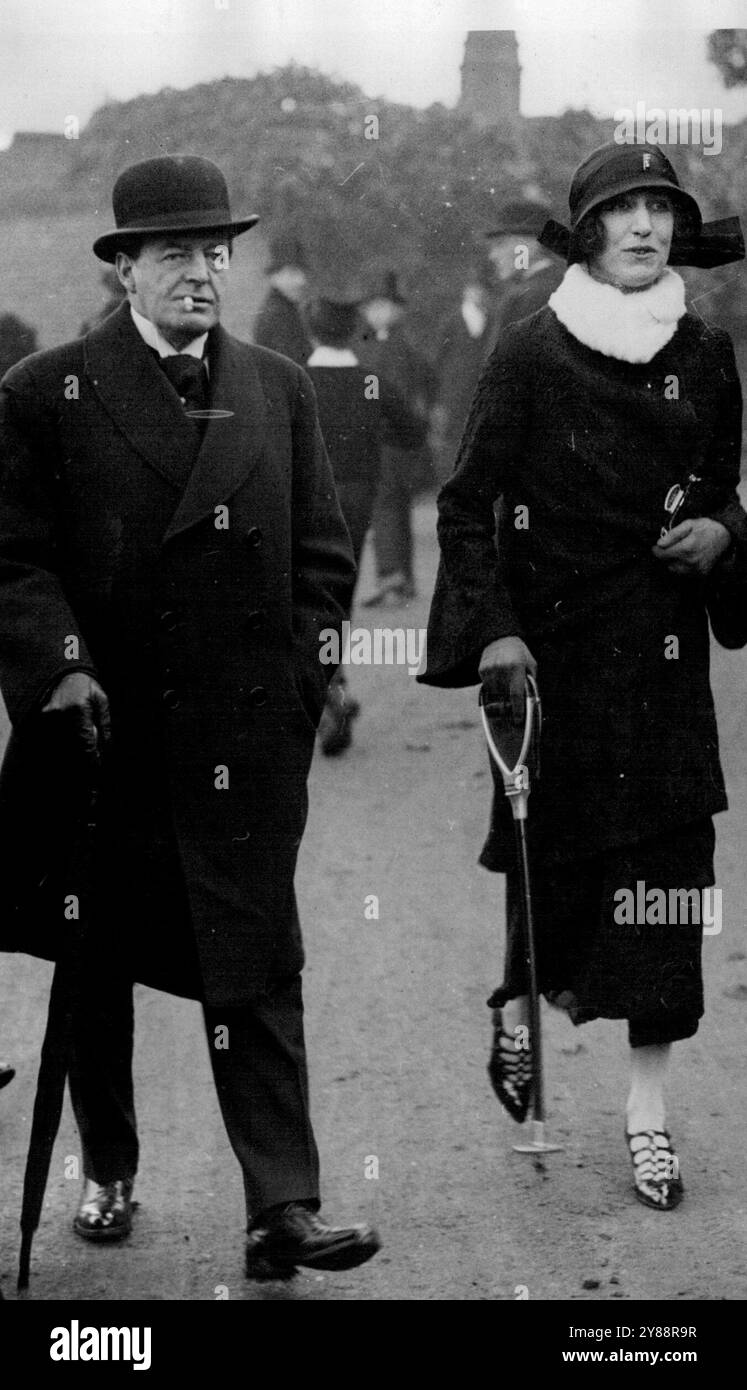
left=540, top=215, right=745, bottom=270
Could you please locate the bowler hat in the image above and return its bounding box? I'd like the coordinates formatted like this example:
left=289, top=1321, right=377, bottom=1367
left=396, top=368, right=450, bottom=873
left=465, top=259, right=495, bottom=291
left=539, top=142, right=744, bottom=269
left=306, top=296, right=361, bottom=345
left=93, top=155, right=259, bottom=263
left=485, top=198, right=551, bottom=239
left=363, top=269, right=407, bottom=305
left=265, top=234, right=309, bottom=274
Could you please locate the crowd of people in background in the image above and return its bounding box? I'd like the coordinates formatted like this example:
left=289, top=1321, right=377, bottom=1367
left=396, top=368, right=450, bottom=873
left=0, top=195, right=744, bottom=771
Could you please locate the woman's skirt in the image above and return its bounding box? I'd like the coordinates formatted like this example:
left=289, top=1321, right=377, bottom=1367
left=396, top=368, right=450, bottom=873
left=488, top=817, right=715, bottom=1047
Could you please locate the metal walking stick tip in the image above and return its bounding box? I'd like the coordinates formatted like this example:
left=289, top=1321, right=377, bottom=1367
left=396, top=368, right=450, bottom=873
left=18, top=1234, right=32, bottom=1292
left=513, top=1120, right=565, bottom=1154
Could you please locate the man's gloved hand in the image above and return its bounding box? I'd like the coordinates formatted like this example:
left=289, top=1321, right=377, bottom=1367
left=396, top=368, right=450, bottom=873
left=478, top=636, right=537, bottom=726
left=41, top=672, right=111, bottom=762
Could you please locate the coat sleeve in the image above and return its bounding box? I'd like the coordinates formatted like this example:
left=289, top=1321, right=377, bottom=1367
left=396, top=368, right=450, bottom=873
left=0, top=365, right=98, bottom=725
left=417, top=325, right=532, bottom=688
left=699, top=330, right=745, bottom=543
left=290, top=368, right=356, bottom=704
left=700, top=330, right=747, bottom=648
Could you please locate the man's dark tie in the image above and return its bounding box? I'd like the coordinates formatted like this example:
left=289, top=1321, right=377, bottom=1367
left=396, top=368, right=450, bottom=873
left=158, top=354, right=209, bottom=418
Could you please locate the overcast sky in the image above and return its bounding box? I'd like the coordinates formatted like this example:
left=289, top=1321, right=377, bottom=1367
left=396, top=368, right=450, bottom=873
left=1, top=0, right=746, bottom=147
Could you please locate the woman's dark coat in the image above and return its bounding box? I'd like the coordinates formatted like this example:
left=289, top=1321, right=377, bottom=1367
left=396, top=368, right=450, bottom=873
left=0, top=303, right=355, bottom=1005
left=418, top=306, right=746, bottom=870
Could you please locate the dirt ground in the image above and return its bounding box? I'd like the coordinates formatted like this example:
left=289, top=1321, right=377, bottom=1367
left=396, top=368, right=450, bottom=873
left=1, top=498, right=746, bottom=1303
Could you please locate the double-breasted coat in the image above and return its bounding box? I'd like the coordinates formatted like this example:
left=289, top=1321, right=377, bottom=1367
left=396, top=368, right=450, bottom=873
left=0, top=302, right=355, bottom=1006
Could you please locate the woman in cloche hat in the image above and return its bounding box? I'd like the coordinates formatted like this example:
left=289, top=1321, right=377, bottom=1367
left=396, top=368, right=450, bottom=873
left=420, top=141, right=745, bottom=1210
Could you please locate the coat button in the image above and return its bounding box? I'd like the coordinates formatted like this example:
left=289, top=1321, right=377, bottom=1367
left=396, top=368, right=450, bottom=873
left=245, top=526, right=263, bottom=548
left=246, top=608, right=265, bottom=632
left=162, top=688, right=181, bottom=709
left=159, top=610, right=180, bottom=632
left=248, top=685, right=268, bottom=707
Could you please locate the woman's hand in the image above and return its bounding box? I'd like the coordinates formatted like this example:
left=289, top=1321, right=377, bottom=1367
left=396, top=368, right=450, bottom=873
left=42, top=672, right=111, bottom=763
left=478, top=636, right=537, bottom=725
left=652, top=517, right=732, bottom=577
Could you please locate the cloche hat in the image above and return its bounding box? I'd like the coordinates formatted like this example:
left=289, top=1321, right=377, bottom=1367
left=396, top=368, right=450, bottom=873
left=540, top=141, right=744, bottom=268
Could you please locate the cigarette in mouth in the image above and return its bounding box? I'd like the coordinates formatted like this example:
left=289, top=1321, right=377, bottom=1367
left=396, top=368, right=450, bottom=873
left=183, top=296, right=195, bottom=311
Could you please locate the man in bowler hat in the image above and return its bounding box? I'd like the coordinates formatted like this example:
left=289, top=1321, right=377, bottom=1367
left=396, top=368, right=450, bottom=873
left=484, top=198, right=563, bottom=331
left=253, top=233, right=312, bottom=365
left=0, top=154, right=381, bottom=1277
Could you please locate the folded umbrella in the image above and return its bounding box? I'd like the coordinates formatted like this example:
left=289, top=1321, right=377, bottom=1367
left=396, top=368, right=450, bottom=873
left=0, top=716, right=99, bottom=1292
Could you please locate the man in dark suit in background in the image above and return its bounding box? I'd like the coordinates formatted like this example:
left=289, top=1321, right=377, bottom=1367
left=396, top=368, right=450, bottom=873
left=0, top=312, right=38, bottom=381
left=0, top=155, right=380, bottom=1280
left=253, top=233, right=312, bottom=365
left=484, top=199, right=563, bottom=332
left=305, top=289, right=428, bottom=753
left=78, top=265, right=128, bottom=337
left=432, top=264, right=496, bottom=484
left=358, top=271, right=438, bottom=605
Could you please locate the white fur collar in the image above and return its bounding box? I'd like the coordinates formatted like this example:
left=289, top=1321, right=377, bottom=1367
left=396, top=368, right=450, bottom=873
left=548, top=263, right=687, bottom=364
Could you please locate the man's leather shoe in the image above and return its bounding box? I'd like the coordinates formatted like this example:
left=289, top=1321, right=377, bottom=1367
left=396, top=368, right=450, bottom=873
left=0, top=1062, right=15, bottom=1090
left=245, top=1203, right=380, bottom=1277
left=73, top=1178, right=134, bottom=1242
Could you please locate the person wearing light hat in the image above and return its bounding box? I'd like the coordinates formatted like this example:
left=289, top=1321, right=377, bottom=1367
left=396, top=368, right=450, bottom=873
left=0, top=154, right=382, bottom=1278
left=253, top=232, right=312, bottom=366
left=420, top=142, right=746, bottom=1211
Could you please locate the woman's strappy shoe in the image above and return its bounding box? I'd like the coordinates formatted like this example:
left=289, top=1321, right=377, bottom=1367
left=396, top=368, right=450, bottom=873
left=626, top=1129, right=684, bottom=1211
left=486, top=1003, right=533, bottom=1123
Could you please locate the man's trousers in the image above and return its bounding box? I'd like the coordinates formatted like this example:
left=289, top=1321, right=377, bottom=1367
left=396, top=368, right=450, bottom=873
left=67, top=969, right=321, bottom=1224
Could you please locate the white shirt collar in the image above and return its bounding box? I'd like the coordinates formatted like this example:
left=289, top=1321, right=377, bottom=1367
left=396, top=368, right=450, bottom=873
left=306, top=346, right=359, bottom=367
left=461, top=299, right=488, bottom=339
left=130, top=304, right=208, bottom=360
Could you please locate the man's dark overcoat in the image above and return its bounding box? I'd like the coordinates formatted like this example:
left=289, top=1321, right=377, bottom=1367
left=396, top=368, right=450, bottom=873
left=497, top=260, right=565, bottom=334
left=418, top=307, right=746, bottom=871
left=434, top=308, right=496, bottom=481
left=306, top=364, right=428, bottom=564
left=253, top=288, right=311, bottom=366
left=0, top=302, right=355, bottom=1005
left=357, top=326, right=438, bottom=501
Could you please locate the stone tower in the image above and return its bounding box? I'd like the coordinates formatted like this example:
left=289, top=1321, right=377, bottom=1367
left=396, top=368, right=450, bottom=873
left=459, top=30, right=521, bottom=129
